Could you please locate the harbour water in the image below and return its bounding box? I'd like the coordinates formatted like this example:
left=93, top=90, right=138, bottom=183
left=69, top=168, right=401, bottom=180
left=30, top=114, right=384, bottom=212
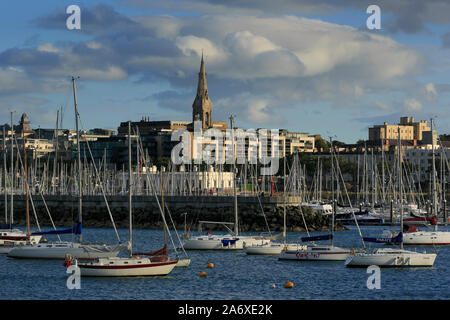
left=1, top=226, right=449, bottom=300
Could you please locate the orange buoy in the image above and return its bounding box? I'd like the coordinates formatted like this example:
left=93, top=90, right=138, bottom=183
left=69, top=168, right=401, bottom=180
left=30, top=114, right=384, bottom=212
left=206, top=263, right=214, bottom=268
left=199, top=271, right=207, bottom=277
left=284, top=281, right=294, bottom=289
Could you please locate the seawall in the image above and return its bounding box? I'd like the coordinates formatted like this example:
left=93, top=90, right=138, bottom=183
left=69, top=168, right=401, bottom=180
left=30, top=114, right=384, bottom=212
left=0, top=194, right=345, bottom=232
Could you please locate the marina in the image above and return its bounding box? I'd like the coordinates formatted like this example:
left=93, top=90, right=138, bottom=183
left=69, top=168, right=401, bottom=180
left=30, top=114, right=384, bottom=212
left=0, top=226, right=449, bottom=300
left=0, top=0, right=449, bottom=306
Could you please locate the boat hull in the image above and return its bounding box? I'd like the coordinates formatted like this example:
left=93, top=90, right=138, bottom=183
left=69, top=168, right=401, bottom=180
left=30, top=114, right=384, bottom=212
left=0, top=246, right=14, bottom=254
left=78, top=259, right=178, bottom=277
left=175, top=258, right=191, bottom=267
left=279, top=246, right=350, bottom=261
left=244, top=243, right=303, bottom=255
left=7, top=242, right=124, bottom=260
left=345, top=252, right=437, bottom=267
left=403, top=231, right=450, bottom=245
left=183, top=236, right=270, bottom=250
left=0, top=231, right=42, bottom=253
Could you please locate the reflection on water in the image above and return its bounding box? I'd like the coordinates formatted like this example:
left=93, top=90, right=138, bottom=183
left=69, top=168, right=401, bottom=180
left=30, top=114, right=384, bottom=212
left=0, top=225, right=449, bottom=300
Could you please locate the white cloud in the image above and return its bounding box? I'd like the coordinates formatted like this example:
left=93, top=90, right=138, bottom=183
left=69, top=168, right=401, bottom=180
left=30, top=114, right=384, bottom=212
left=245, top=99, right=278, bottom=125
left=403, top=98, right=423, bottom=112
left=0, top=7, right=429, bottom=127
left=175, top=35, right=224, bottom=61
left=224, top=31, right=280, bottom=57
left=424, top=82, right=438, bottom=101
left=37, top=43, right=59, bottom=53
left=375, top=101, right=392, bottom=111
left=77, top=66, right=128, bottom=81
left=86, top=41, right=102, bottom=50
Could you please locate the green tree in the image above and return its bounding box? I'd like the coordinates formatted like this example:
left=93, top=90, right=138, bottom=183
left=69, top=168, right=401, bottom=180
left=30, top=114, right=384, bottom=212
left=315, top=138, right=330, bottom=152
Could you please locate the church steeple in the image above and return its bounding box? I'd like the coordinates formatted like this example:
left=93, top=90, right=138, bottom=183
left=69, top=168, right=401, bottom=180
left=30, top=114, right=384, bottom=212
left=192, top=53, right=212, bottom=129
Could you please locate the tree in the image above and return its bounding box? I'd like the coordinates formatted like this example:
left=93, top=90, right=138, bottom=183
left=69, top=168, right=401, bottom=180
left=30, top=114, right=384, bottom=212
left=315, top=138, right=330, bottom=152
left=332, top=140, right=346, bottom=148
left=356, top=139, right=366, bottom=145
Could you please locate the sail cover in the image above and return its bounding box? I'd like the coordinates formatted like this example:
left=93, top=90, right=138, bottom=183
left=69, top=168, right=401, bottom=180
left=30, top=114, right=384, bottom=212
left=404, top=216, right=437, bottom=226
left=222, top=238, right=238, bottom=246
left=31, top=222, right=82, bottom=236
left=133, top=244, right=168, bottom=256
left=363, top=232, right=402, bottom=244
left=301, top=234, right=333, bottom=242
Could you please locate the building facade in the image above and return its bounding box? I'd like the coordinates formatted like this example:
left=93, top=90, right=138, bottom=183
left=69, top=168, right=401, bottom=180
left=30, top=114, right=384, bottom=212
left=368, top=116, right=435, bottom=148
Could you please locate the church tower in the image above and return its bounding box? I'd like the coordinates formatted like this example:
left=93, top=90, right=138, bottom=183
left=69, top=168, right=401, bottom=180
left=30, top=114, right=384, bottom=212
left=192, top=54, right=212, bottom=129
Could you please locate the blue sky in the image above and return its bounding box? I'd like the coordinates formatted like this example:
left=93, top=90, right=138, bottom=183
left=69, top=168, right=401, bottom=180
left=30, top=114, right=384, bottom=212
left=0, top=0, right=449, bottom=143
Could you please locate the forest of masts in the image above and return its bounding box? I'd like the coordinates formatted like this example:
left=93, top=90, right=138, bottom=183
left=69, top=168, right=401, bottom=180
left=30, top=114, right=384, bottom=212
left=1, top=126, right=449, bottom=218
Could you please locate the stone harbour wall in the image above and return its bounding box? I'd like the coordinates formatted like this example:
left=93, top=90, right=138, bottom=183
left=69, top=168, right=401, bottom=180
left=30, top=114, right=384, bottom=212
left=0, top=195, right=345, bottom=232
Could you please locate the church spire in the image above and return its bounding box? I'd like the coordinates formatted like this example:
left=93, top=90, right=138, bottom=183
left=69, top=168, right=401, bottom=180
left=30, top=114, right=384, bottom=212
left=197, top=52, right=208, bottom=99
left=192, top=53, right=212, bottom=129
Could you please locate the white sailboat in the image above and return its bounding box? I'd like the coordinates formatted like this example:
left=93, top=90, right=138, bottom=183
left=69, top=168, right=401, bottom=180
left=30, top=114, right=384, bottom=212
left=245, top=153, right=303, bottom=255
left=75, top=121, right=178, bottom=277
left=278, top=204, right=352, bottom=261
left=400, top=119, right=450, bottom=245
left=0, top=229, right=41, bottom=254
left=345, top=247, right=436, bottom=267
left=345, top=128, right=437, bottom=267
left=279, top=139, right=351, bottom=261
left=183, top=115, right=271, bottom=250
left=279, top=140, right=352, bottom=261
left=403, top=229, right=450, bottom=245
left=1, top=124, right=42, bottom=254
left=367, top=119, right=450, bottom=246
left=8, top=77, right=127, bottom=260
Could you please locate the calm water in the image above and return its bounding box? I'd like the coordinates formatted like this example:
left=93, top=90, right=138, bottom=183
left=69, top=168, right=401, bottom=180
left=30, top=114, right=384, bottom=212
left=1, top=225, right=449, bottom=300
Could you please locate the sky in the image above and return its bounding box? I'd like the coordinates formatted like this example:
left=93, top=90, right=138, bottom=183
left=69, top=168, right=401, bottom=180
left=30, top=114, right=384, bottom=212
left=0, top=0, right=449, bottom=143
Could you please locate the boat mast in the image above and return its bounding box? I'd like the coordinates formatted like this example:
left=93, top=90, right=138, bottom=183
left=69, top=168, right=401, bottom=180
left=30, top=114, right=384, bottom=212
left=160, top=170, right=166, bottom=248
left=229, top=115, right=238, bottom=237
left=3, top=127, right=7, bottom=226
left=22, top=128, right=30, bottom=235
left=283, top=147, right=286, bottom=244
left=53, top=109, right=59, bottom=195
left=381, top=137, right=385, bottom=213
left=431, top=118, right=437, bottom=232
left=72, top=76, right=82, bottom=243
left=10, top=112, right=14, bottom=227
left=398, top=127, right=403, bottom=250
left=128, top=121, right=133, bottom=257
left=330, top=137, right=334, bottom=247
left=371, top=148, right=375, bottom=210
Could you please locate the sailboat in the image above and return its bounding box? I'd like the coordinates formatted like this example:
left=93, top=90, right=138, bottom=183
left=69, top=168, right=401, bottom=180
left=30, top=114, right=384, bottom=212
left=279, top=141, right=350, bottom=261
left=131, top=128, right=190, bottom=267
left=183, top=115, right=271, bottom=250
left=1, top=124, right=42, bottom=254
left=138, top=168, right=190, bottom=267
left=345, top=128, right=437, bottom=267
left=245, top=154, right=304, bottom=255
left=8, top=77, right=127, bottom=260
left=74, top=121, right=178, bottom=276
left=398, top=119, right=450, bottom=245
